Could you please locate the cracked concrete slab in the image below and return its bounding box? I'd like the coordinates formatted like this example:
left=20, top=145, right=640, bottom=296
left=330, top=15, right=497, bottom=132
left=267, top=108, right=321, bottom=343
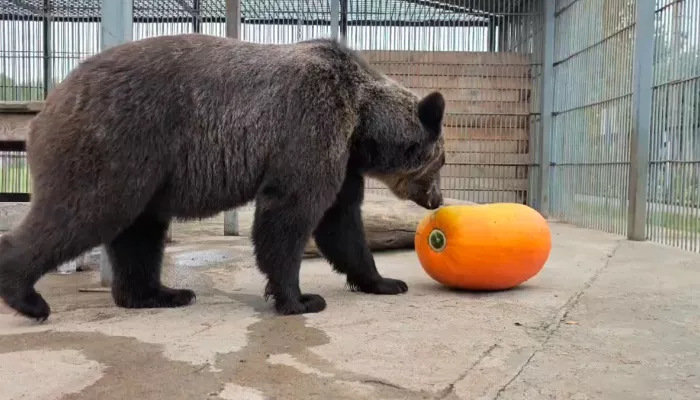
left=0, top=214, right=699, bottom=400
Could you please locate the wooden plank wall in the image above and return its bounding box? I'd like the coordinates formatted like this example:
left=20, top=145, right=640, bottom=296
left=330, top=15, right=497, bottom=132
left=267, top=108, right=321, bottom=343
left=361, top=50, right=532, bottom=204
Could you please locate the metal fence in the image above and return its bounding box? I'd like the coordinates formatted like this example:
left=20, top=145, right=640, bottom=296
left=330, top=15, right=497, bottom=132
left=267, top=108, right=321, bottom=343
left=548, top=0, right=636, bottom=236
left=1, top=0, right=700, bottom=252
left=546, top=0, right=700, bottom=252
left=648, top=0, right=700, bottom=251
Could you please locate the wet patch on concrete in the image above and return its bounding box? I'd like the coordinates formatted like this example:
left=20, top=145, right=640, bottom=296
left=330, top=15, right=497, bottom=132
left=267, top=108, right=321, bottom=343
left=214, top=315, right=437, bottom=400
left=0, top=349, right=106, bottom=400
left=171, top=249, right=239, bottom=269
left=217, top=383, right=266, bottom=400
left=0, top=331, right=224, bottom=399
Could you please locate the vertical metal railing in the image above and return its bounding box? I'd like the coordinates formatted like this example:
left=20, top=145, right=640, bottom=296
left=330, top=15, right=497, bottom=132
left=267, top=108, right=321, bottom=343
left=647, top=0, right=700, bottom=251
left=548, top=0, right=636, bottom=236
left=3, top=0, right=700, bottom=253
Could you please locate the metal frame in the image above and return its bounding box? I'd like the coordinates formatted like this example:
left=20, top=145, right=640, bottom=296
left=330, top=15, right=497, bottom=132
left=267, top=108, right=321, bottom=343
left=626, top=1, right=655, bottom=241
left=536, top=0, right=555, bottom=219
left=223, top=0, right=241, bottom=237
left=0, top=141, right=29, bottom=202
left=97, top=0, right=134, bottom=287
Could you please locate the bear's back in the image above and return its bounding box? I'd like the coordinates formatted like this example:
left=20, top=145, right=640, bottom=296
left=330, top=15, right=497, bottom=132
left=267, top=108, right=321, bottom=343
left=37, top=34, right=374, bottom=149
left=28, top=34, right=382, bottom=218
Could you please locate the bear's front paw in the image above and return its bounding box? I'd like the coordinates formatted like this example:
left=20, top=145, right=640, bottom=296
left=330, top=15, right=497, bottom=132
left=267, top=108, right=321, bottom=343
left=351, top=277, right=409, bottom=295
left=275, top=293, right=327, bottom=315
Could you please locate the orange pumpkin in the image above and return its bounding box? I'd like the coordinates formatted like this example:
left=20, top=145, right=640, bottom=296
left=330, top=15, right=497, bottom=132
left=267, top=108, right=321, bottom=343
left=414, top=203, right=551, bottom=291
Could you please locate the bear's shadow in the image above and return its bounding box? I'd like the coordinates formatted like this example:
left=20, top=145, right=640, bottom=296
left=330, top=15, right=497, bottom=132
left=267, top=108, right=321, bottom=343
left=412, top=280, right=539, bottom=298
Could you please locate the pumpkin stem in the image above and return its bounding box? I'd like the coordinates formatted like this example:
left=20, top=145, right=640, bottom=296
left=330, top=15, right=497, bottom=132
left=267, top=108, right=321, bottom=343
left=428, top=229, right=446, bottom=252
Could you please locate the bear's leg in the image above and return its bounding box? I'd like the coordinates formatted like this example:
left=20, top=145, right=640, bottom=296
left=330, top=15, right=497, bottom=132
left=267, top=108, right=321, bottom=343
left=313, top=171, right=409, bottom=295
left=0, top=204, right=107, bottom=321
left=252, top=184, right=338, bottom=316
left=106, top=213, right=196, bottom=309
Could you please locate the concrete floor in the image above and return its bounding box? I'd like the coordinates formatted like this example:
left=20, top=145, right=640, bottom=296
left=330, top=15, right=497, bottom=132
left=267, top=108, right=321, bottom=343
left=0, top=215, right=699, bottom=400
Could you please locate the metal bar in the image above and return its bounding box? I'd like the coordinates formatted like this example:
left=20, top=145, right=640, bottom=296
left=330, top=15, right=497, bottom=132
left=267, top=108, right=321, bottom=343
left=0, top=193, right=30, bottom=202
left=496, top=16, right=506, bottom=51
left=552, top=24, right=636, bottom=68
left=537, top=0, right=555, bottom=218
left=42, top=0, right=51, bottom=98
left=223, top=0, right=241, bottom=236
left=553, top=92, right=634, bottom=116
left=0, top=15, right=491, bottom=27
left=99, top=0, right=133, bottom=286
left=225, top=0, right=241, bottom=39
left=0, top=141, right=27, bottom=152
left=401, top=0, right=493, bottom=17
left=627, top=1, right=655, bottom=241
left=487, top=16, right=496, bottom=52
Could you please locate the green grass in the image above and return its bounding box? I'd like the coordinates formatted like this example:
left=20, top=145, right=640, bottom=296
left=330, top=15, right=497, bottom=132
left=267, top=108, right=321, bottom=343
left=0, top=164, right=31, bottom=193
left=570, top=201, right=700, bottom=235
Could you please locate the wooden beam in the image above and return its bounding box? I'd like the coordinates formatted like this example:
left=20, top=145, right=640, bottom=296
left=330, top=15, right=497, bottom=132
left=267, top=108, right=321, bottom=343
left=361, top=51, right=532, bottom=66
left=370, top=63, right=532, bottom=78
left=387, top=75, right=531, bottom=91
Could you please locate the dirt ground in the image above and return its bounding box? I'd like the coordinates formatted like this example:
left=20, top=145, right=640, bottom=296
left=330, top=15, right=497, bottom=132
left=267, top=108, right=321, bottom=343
left=1, top=209, right=699, bottom=400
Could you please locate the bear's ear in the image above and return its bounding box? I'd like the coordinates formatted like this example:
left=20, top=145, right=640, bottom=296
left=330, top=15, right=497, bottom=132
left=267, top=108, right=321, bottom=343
left=418, top=91, right=445, bottom=140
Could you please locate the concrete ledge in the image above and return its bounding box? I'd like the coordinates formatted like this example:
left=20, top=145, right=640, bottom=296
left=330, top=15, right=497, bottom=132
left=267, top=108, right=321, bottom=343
left=0, top=202, right=30, bottom=232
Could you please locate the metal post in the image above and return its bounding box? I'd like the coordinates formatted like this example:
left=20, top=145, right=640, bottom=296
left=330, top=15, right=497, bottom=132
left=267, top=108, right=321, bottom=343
left=223, top=0, right=241, bottom=236
left=537, top=0, right=555, bottom=218
left=99, top=0, right=133, bottom=286
left=225, top=0, right=241, bottom=39
left=497, top=16, right=506, bottom=52
left=192, top=0, right=200, bottom=33
left=627, top=1, right=654, bottom=241
left=330, top=0, right=339, bottom=40
left=224, top=211, right=239, bottom=236
left=42, top=0, right=52, bottom=98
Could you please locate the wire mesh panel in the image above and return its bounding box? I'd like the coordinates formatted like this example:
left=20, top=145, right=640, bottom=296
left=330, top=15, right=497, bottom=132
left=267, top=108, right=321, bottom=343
left=350, top=0, right=542, bottom=205
left=0, top=1, right=101, bottom=197
left=648, top=0, right=700, bottom=251
left=0, top=0, right=45, bottom=101
left=0, top=147, right=31, bottom=201
left=240, top=0, right=332, bottom=44
left=133, top=0, right=195, bottom=39
left=549, top=0, right=636, bottom=235
left=1, top=0, right=101, bottom=101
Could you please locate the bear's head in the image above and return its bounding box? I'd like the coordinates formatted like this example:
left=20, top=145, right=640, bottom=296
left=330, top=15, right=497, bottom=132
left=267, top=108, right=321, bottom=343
left=352, top=85, right=446, bottom=210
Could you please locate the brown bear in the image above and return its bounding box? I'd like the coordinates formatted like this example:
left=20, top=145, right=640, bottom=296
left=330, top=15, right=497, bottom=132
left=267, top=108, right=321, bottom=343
left=0, top=33, right=446, bottom=321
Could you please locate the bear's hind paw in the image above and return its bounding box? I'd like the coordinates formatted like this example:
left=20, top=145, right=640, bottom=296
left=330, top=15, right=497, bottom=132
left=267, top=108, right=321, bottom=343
left=275, top=293, right=327, bottom=315
left=114, top=286, right=196, bottom=309
left=0, top=287, right=51, bottom=322
left=350, top=277, right=409, bottom=295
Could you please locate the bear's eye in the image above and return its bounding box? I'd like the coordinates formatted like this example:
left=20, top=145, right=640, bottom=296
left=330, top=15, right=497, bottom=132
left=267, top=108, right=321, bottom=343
left=405, top=142, right=420, bottom=158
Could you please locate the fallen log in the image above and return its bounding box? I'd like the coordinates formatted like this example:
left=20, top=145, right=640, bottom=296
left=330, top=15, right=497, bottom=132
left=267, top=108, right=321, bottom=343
left=303, top=193, right=474, bottom=258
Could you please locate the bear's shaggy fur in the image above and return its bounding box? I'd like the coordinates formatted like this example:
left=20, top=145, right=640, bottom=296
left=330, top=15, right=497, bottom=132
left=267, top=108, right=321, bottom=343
left=0, top=34, right=446, bottom=321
